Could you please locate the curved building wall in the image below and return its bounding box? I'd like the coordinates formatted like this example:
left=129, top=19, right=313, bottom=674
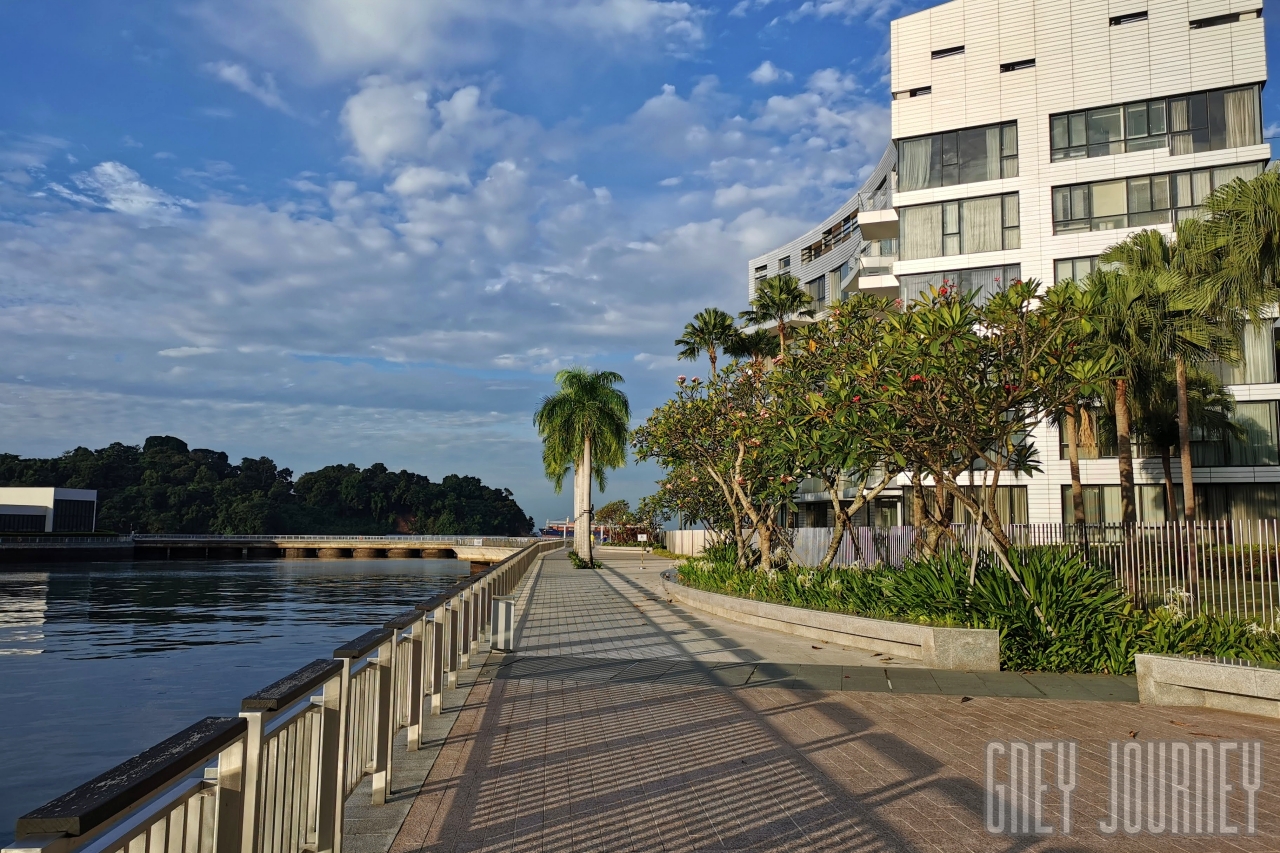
left=747, top=145, right=897, bottom=308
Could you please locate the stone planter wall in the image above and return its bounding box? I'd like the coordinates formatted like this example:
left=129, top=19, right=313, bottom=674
left=661, top=572, right=1000, bottom=671
left=1136, top=654, right=1280, bottom=718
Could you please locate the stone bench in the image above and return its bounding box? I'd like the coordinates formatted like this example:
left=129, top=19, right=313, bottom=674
left=1135, top=654, right=1280, bottom=718
left=660, top=571, right=1000, bottom=671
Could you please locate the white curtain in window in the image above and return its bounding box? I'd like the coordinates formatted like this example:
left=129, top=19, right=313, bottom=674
left=1228, top=402, right=1279, bottom=466
left=899, top=272, right=941, bottom=304
left=900, top=204, right=942, bottom=261
left=1229, top=484, right=1278, bottom=521
left=1090, top=180, right=1127, bottom=217
left=960, top=196, right=1002, bottom=254
left=1213, top=162, right=1264, bottom=189
left=1243, top=321, right=1276, bottom=384
left=962, top=266, right=1001, bottom=306
left=985, top=126, right=1001, bottom=181
left=899, top=138, right=932, bottom=192
left=1224, top=87, right=1260, bottom=149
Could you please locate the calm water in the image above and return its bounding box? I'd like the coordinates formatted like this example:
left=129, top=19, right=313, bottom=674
left=0, top=558, right=471, bottom=845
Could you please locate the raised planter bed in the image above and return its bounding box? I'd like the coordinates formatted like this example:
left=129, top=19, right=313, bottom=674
left=660, top=571, right=1000, bottom=671
left=1135, top=654, right=1280, bottom=718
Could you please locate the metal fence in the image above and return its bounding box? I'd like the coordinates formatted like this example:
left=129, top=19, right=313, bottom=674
left=5, top=540, right=563, bottom=853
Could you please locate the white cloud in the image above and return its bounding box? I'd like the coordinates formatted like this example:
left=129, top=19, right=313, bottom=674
left=196, top=0, right=707, bottom=80
left=340, top=77, right=538, bottom=173
left=388, top=166, right=472, bottom=196
left=158, top=346, right=220, bottom=357
left=204, top=61, right=293, bottom=114
left=50, top=162, right=190, bottom=220
left=748, top=60, right=791, bottom=85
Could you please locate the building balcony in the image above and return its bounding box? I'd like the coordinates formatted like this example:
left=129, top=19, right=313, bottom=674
left=858, top=207, right=898, bottom=240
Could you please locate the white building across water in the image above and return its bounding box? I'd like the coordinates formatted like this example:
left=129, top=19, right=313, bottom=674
left=748, top=0, right=1270, bottom=527
left=0, top=488, right=98, bottom=533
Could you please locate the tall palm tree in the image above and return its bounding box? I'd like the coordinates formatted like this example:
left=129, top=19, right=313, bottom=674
left=738, top=274, right=814, bottom=353
left=1131, top=363, right=1241, bottom=519
left=1201, top=169, right=1280, bottom=314
left=723, top=327, right=780, bottom=368
left=533, top=368, right=631, bottom=563
left=1084, top=267, right=1170, bottom=523
left=675, top=307, right=740, bottom=376
left=1101, top=224, right=1227, bottom=523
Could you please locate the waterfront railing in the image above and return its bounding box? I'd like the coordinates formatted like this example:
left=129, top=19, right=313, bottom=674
left=4, top=539, right=563, bottom=853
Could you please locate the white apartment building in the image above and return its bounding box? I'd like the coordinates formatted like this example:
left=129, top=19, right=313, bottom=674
left=748, top=0, right=1271, bottom=527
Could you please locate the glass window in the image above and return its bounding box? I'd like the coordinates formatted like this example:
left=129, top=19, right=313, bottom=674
left=900, top=194, right=1019, bottom=260
left=899, top=264, right=1019, bottom=306
left=1054, top=256, right=1097, bottom=282
left=897, top=122, right=1016, bottom=191
left=1227, top=402, right=1279, bottom=466
left=1050, top=85, right=1259, bottom=161
left=1052, top=163, right=1265, bottom=234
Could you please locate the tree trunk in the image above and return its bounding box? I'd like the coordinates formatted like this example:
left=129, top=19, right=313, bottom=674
left=1161, top=449, right=1177, bottom=522
left=1174, top=355, right=1200, bottom=605
left=1064, top=406, right=1086, bottom=525
left=1114, top=378, right=1138, bottom=524
left=1174, top=356, right=1196, bottom=522
left=708, top=349, right=717, bottom=376
left=574, top=436, right=593, bottom=564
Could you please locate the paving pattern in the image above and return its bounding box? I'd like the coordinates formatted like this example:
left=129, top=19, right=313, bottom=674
left=390, top=551, right=1280, bottom=852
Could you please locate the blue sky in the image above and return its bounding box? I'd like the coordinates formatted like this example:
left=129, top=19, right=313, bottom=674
left=1, top=0, right=1276, bottom=527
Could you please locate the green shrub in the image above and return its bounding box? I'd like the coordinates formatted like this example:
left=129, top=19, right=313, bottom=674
left=567, top=550, right=593, bottom=569
left=677, top=547, right=1280, bottom=674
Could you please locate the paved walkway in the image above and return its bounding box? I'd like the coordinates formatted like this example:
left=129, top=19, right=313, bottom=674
left=389, top=551, right=1280, bottom=852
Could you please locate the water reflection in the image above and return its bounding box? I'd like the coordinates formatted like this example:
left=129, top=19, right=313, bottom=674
left=0, top=573, right=47, bottom=655
left=0, top=558, right=469, bottom=845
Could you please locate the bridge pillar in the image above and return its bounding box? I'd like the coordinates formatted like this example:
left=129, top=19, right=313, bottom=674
left=317, top=548, right=350, bottom=560
left=386, top=548, right=419, bottom=559
left=352, top=548, right=383, bottom=559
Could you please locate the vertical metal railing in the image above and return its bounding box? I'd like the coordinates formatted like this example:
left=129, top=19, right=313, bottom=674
left=793, top=521, right=1280, bottom=623
left=5, top=540, right=563, bottom=853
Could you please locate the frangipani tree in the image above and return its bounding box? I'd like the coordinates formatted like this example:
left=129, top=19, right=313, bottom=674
left=534, top=368, right=630, bottom=564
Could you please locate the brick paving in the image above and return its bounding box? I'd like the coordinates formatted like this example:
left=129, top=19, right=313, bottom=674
left=390, top=552, right=1280, bottom=852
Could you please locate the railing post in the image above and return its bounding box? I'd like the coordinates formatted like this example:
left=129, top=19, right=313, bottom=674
left=238, top=712, right=264, bottom=853
left=315, top=675, right=342, bottom=853
left=213, top=739, right=245, bottom=853
left=459, top=591, right=471, bottom=671
left=332, top=658, right=353, bottom=853
left=371, top=638, right=394, bottom=806
left=447, top=602, right=459, bottom=688
left=407, top=615, right=425, bottom=751
left=430, top=608, right=445, bottom=714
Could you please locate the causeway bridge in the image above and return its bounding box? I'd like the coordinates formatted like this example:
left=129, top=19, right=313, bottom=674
left=7, top=544, right=1280, bottom=852
left=130, top=535, right=538, bottom=564
left=0, top=534, right=542, bottom=565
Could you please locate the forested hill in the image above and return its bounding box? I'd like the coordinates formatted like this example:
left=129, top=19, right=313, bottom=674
left=0, top=436, right=534, bottom=536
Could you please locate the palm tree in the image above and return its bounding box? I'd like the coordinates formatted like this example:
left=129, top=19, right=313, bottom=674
left=723, top=327, right=780, bottom=368
left=533, top=368, right=631, bottom=564
left=1101, top=224, right=1230, bottom=523
left=1201, top=168, right=1280, bottom=314
left=738, top=274, right=814, bottom=353
left=1131, top=363, right=1241, bottom=519
left=675, top=307, right=740, bottom=376
left=1083, top=267, right=1169, bottom=524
